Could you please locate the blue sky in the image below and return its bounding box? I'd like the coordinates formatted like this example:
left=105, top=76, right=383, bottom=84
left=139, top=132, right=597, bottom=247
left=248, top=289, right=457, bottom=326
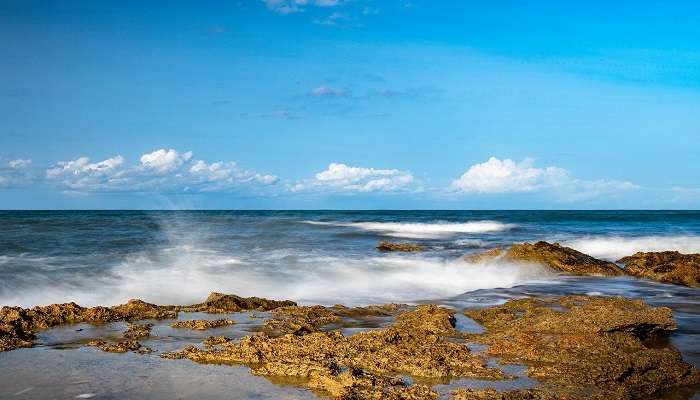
left=1, top=0, right=699, bottom=209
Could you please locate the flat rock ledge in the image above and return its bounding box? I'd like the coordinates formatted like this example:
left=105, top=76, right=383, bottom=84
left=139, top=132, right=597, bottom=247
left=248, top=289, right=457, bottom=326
left=160, top=296, right=698, bottom=400
left=377, top=241, right=424, bottom=252
left=617, top=251, right=700, bottom=287
left=464, top=241, right=624, bottom=276
left=3, top=293, right=699, bottom=399
left=0, top=292, right=295, bottom=352
left=464, top=295, right=699, bottom=400
left=170, top=318, right=235, bottom=330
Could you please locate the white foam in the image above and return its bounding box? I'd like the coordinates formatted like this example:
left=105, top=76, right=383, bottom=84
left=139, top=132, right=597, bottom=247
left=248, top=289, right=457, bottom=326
left=303, top=220, right=517, bottom=239
left=561, top=235, right=700, bottom=261
left=0, top=246, right=554, bottom=308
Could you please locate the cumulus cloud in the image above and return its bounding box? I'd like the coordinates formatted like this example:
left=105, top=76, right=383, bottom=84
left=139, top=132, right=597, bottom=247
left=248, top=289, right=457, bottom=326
left=0, top=159, right=32, bottom=188
left=45, top=149, right=278, bottom=193
left=292, top=162, right=414, bottom=193
left=450, top=157, right=637, bottom=200
left=263, top=0, right=345, bottom=14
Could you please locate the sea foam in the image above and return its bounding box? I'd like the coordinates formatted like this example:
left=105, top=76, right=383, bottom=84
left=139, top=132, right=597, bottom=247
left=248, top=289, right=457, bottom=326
left=303, top=220, right=517, bottom=239
left=562, top=235, right=700, bottom=261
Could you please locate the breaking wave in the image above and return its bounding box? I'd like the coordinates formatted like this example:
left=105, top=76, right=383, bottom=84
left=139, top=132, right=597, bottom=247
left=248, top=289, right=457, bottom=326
left=0, top=246, right=554, bottom=308
left=562, top=235, right=700, bottom=261
left=303, top=220, right=517, bottom=239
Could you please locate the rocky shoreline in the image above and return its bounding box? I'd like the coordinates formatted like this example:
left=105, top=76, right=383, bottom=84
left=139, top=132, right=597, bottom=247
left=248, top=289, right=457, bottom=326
left=2, top=242, right=699, bottom=399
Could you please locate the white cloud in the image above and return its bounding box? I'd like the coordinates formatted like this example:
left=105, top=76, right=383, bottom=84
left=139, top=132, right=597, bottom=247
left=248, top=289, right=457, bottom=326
left=140, top=149, right=192, bottom=173
left=451, top=157, right=568, bottom=193
left=309, top=85, right=349, bottom=97
left=293, top=162, right=414, bottom=193
left=0, top=159, right=32, bottom=187
left=45, top=149, right=277, bottom=193
left=450, top=157, right=637, bottom=200
left=263, top=0, right=345, bottom=14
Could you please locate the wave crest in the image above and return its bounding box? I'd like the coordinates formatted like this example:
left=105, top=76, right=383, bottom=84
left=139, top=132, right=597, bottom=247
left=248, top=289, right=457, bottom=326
left=303, top=220, right=517, bottom=239
left=562, top=235, right=700, bottom=261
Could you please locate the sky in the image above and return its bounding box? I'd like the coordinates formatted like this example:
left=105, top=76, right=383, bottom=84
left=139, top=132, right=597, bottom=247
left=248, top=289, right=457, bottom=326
left=1, top=0, right=699, bottom=209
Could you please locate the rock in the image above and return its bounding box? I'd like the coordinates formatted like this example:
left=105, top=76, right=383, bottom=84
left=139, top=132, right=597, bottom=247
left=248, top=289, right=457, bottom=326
left=203, top=335, right=231, bottom=346
left=170, top=319, right=235, bottom=330
left=161, top=305, right=503, bottom=398
left=110, top=299, right=178, bottom=320
left=180, top=292, right=296, bottom=313
left=377, top=241, right=424, bottom=252
left=87, top=339, right=141, bottom=353
left=0, top=307, right=36, bottom=351
left=452, top=388, right=562, bottom=400
left=617, top=251, right=700, bottom=287
left=465, top=241, right=623, bottom=276
left=123, top=323, right=153, bottom=339
left=464, top=296, right=699, bottom=399
left=262, top=305, right=340, bottom=336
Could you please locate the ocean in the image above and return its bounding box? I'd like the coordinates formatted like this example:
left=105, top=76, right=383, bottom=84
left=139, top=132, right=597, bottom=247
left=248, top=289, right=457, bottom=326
left=1, top=210, right=699, bottom=398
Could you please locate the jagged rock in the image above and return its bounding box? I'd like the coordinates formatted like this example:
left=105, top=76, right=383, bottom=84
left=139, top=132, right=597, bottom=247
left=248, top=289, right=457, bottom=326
left=0, top=307, right=36, bottom=351
left=262, top=305, right=341, bottom=336
left=161, top=305, right=503, bottom=398
left=123, top=323, right=153, bottom=339
left=170, top=319, right=235, bottom=330
left=617, top=251, right=700, bottom=287
left=465, top=241, right=623, bottom=276
left=377, top=241, right=424, bottom=252
left=180, top=292, right=296, bottom=313
left=203, top=335, right=231, bottom=346
left=464, top=296, right=699, bottom=399
left=111, top=299, right=178, bottom=320
left=87, top=339, right=141, bottom=353
left=452, top=388, right=563, bottom=400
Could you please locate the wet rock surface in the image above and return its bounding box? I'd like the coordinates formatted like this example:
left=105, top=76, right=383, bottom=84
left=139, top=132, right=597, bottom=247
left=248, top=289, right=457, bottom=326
left=87, top=339, right=142, bottom=353
left=0, top=292, right=293, bottom=351
left=465, top=241, right=623, bottom=276
left=377, top=241, right=424, bottom=252
left=180, top=292, right=297, bottom=313
left=3, top=292, right=700, bottom=399
left=464, top=295, right=700, bottom=399
left=124, top=323, right=153, bottom=339
left=617, top=251, right=700, bottom=287
left=170, top=319, right=235, bottom=330
left=161, top=305, right=503, bottom=398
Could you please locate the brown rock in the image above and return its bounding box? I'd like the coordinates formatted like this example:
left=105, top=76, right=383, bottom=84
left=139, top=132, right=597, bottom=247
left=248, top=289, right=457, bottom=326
left=203, top=335, right=231, bottom=346
left=452, top=388, right=564, bottom=400
left=465, top=241, right=623, bottom=276
left=180, top=292, right=296, bottom=313
left=124, top=323, right=153, bottom=339
left=262, top=305, right=341, bottom=336
left=110, top=299, right=178, bottom=320
left=617, top=251, right=700, bottom=287
left=170, top=319, right=235, bottom=330
left=161, top=305, right=503, bottom=398
left=377, top=241, right=424, bottom=252
left=87, top=339, right=141, bottom=353
left=464, top=296, right=699, bottom=399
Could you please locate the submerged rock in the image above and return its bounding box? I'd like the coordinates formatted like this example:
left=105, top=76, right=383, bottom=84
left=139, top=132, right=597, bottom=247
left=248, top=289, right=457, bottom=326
left=0, top=292, right=293, bottom=351
left=377, top=241, right=424, bottom=252
left=161, top=305, right=503, bottom=398
left=170, top=319, right=235, bottom=330
left=180, top=292, right=297, bottom=313
left=465, top=241, right=623, bottom=276
left=617, top=251, right=700, bottom=287
left=87, top=339, right=141, bottom=353
left=464, top=296, right=699, bottom=399
left=123, top=323, right=153, bottom=339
